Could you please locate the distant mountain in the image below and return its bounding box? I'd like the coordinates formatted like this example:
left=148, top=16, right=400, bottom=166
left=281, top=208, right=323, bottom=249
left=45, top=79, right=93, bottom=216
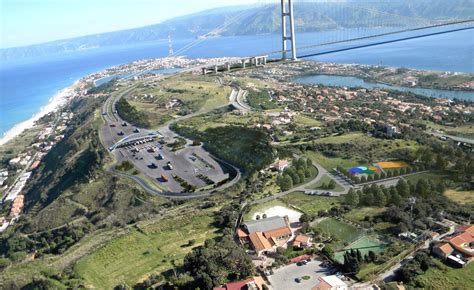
left=1, top=0, right=473, bottom=61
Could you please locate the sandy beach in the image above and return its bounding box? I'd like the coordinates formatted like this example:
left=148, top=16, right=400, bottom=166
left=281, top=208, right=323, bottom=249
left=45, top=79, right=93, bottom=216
left=0, top=81, right=80, bottom=146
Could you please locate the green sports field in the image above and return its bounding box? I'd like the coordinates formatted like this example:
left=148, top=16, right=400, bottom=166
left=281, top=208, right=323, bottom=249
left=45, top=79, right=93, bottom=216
left=334, top=236, right=386, bottom=263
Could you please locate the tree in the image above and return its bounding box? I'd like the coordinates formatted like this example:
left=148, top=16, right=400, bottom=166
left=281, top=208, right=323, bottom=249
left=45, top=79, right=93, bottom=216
left=183, top=237, right=255, bottom=289
left=416, top=179, right=429, bottom=197
left=396, top=179, right=410, bottom=197
left=374, top=187, right=387, bottom=207
left=390, top=187, right=403, bottom=206
left=361, top=191, right=375, bottom=206
left=322, top=244, right=334, bottom=258
left=299, top=213, right=314, bottom=223
left=328, top=179, right=337, bottom=189
left=290, top=172, right=300, bottom=185
left=344, top=189, right=359, bottom=207
left=343, top=250, right=361, bottom=274
left=277, top=174, right=293, bottom=191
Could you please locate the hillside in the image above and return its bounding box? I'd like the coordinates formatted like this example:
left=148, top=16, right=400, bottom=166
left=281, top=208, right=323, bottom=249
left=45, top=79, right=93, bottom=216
left=1, top=0, right=473, bottom=60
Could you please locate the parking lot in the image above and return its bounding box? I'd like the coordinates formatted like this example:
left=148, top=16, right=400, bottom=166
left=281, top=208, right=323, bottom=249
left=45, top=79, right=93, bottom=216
left=101, top=120, right=229, bottom=193
left=267, top=260, right=335, bottom=290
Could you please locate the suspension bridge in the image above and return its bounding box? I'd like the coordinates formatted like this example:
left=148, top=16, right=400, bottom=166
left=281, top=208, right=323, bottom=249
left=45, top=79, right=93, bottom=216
left=169, top=0, right=473, bottom=64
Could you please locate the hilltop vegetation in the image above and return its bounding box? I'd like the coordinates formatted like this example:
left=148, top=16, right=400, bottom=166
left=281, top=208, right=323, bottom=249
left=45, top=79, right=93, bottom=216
left=3, top=0, right=473, bottom=60
left=174, top=124, right=275, bottom=173
left=116, top=97, right=151, bottom=128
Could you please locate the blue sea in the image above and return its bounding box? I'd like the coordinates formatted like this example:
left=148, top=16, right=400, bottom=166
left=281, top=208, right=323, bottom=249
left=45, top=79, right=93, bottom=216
left=1, top=27, right=473, bottom=137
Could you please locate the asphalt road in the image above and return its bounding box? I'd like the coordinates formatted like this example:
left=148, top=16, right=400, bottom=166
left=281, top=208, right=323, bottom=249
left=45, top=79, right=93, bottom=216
left=98, top=76, right=241, bottom=198
left=268, top=260, right=335, bottom=290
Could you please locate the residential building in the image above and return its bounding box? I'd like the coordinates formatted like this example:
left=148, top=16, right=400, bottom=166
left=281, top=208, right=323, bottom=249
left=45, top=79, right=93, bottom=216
left=272, top=159, right=289, bottom=172
left=312, top=275, right=348, bottom=290
left=214, top=276, right=265, bottom=290
left=293, top=234, right=312, bottom=248
left=432, top=242, right=454, bottom=260
left=239, top=216, right=292, bottom=256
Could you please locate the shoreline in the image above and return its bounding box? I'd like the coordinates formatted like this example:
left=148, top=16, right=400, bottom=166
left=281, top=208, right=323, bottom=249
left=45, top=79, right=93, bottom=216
left=0, top=81, right=80, bottom=146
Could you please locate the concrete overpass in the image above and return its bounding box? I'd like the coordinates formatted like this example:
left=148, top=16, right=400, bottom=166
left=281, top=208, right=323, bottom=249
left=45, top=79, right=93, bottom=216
left=108, top=132, right=162, bottom=151
left=201, top=55, right=268, bottom=75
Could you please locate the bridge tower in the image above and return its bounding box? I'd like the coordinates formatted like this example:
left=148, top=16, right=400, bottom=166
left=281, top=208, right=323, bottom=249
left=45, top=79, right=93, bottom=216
left=281, top=0, right=297, bottom=60
left=168, top=32, right=174, bottom=57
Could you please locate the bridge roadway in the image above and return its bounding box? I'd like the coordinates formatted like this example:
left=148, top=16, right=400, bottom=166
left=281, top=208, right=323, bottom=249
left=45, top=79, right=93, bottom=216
left=429, top=131, right=474, bottom=145
left=99, top=73, right=242, bottom=199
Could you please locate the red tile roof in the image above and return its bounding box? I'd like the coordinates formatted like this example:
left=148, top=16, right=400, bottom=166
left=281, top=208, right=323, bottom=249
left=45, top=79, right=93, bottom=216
left=263, top=226, right=292, bottom=239
left=436, top=242, right=454, bottom=255
left=288, top=254, right=312, bottom=264
left=249, top=232, right=273, bottom=252
left=213, top=278, right=254, bottom=290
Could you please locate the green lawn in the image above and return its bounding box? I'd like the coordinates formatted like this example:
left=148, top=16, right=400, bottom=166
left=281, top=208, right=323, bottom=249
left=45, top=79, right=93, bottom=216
left=308, top=175, right=345, bottom=192
left=413, top=259, right=474, bottom=289
left=74, top=209, right=217, bottom=289
left=313, top=217, right=363, bottom=248
left=279, top=192, right=341, bottom=215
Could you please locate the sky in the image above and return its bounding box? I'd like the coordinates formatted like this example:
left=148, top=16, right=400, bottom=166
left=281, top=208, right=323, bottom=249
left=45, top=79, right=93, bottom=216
left=0, top=0, right=265, bottom=48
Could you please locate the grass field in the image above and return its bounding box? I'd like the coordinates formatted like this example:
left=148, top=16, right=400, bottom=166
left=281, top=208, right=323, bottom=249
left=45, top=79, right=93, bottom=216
left=294, top=114, right=322, bottom=127
left=279, top=192, right=342, bottom=215
left=343, top=207, right=386, bottom=223
left=422, top=120, right=474, bottom=138
left=308, top=175, right=345, bottom=192
left=305, top=151, right=359, bottom=171
left=334, top=236, right=386, bottom=263
left=306, top=133, right=421, bottom=171
left=314, top=133, right=365, bottom=144
left=444, top=189, right=474, bottom=205
left=127, top=74, right=231, bottom=128
left=74, top=209, right=217, bottom=289
left=413, top=259, right=474, bottom=289
left=403, top=172, right=447, bottom=184
left=178, top=111, right=266, bottom=133
left=313, top=218, right=363, bottom=248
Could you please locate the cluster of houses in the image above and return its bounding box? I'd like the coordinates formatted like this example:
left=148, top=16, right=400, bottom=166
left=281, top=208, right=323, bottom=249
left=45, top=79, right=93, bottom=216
left=225, top=214, right=352, bottom=290
left=432, top=224, right=474, bottom=268
left=1, top=110, right=75, bottom=233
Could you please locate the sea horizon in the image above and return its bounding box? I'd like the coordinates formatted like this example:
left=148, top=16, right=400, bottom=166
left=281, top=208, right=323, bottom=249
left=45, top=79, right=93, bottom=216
left=1, top=28, right=473, bottom=143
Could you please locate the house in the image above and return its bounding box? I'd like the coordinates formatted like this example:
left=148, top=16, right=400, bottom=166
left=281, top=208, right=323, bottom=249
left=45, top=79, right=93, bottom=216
left=10, top=195, right=25, bottom=218
left=312, top=275, right=348, bottom=290
left=214, top=276, right=265, bottom=290
left=293, top=234, right=312, bottom=248
left=432, top=225, right=474, bottom=266
left=445, top=225, right=474, bottom=262
left=432, top=242, right=454, bottom=260
left=29, top=160, right=41, bottom=171
left=239, top=216, right=292, bottom=256
left=272, top=159, right=289, bottom=172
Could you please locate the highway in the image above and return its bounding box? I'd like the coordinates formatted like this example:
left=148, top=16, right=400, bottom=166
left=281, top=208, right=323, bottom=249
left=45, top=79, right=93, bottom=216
left=98, top=75, right=242, bottom=199
left=429, top=131, right=474, bottom=145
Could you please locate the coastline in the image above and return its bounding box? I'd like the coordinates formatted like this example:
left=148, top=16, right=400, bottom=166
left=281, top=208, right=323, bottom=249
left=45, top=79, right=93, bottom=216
left=0, top=81, right=80, bottom=146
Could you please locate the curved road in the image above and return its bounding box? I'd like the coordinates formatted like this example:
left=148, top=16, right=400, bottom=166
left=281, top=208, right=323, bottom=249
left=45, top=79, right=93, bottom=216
left=99, top=76, right=242, bottom=199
